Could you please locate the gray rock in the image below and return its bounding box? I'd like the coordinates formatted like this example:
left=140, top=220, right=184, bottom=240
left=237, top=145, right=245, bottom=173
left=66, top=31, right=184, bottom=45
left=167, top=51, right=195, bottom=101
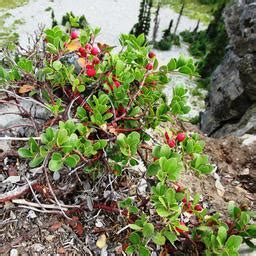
left=60, top=52, right=82, bottom=74
left=201, top=0, right=256, bottom=137
left=0, top=96, right=51, bottom=137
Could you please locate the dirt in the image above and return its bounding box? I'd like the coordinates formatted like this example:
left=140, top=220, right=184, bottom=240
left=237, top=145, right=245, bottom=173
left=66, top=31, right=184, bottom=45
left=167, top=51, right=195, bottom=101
left=178, top=123, right=256, bottom=215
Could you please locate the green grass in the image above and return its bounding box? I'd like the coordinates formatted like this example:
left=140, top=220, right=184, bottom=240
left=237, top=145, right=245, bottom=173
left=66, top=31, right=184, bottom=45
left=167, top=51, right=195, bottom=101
left=156, top=0, right=218, bottom=24
left=0, top=0, right=28, bottom=9
left=0, top=0, right=28, bottom=47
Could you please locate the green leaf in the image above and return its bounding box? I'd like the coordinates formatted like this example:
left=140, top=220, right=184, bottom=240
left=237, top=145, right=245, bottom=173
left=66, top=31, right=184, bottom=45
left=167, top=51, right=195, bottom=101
left=64, top=154, right=80, bottom=168
left=147, top=162, right=160, bottom=176
left=156, top=207, right=170, bottom=217
left=93, top=140, right=107, bottom=150
left=125, top=245, right=134, bottom=254
left=153, top=58, right=158, bottom=70
left=192, top=193, right=200, bottom=207
left=164, top=230, right=177, bottom=245
left=239, top=212, right=250, bottom=227
left=153, top=232, right=166, bottom=245
left=129, top=232, right=140, bottom=244
left=143, top=223, right=154, bottom=238
left=167, top=59, right=176, bottom=71
left=228, top=201, right=236, bottom=219
left=129, top=224, right=142, bottom=231
left=217, top=226, right=227, bottom=246
left=29, top=156, right=44, bottom=168
left=17, top=58, right=33, bottom=73
left=247, top=224, right=256, bottom=237
left=18, top=148, right=33, bottom=158
left=52, top=152, right=62, bottom=161
left=138, top=246, right=150, bottom=256
left=159, top=144, right=171, bottom=158
left=179, top=66, right=192, bottom=75
left=49, top=158, right=63, bottom=172
left=77, top=84, right=85, bottom=92
left=137, top=33, right=145, bottom=46
left=57, top=128, right=68, bottom=146
left=52, top=60, right=62, bottom=71
left=225, top=235, right=242, bottom=250
left=28, top=138, right=39, bottom=153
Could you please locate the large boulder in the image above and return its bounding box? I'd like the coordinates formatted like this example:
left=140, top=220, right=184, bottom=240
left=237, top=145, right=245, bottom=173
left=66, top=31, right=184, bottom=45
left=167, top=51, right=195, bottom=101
left=200, top=0, right=256, bottom=137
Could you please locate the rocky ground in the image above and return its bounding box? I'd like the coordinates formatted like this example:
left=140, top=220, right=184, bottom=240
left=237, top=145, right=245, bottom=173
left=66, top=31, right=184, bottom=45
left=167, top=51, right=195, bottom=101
left=0, top=96, right=255, bottom=255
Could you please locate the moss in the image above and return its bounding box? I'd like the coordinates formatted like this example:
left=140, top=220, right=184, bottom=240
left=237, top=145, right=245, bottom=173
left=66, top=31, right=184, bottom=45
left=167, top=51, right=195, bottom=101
left=0, top=0, right=28, bottom=47
left=156, top=0, right=220, bottom=24
left=0, top=0, right=28, bottom=9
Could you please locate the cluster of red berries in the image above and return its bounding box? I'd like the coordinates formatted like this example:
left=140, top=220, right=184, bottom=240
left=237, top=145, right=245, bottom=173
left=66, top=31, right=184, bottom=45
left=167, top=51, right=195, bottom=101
left=173, top=186, right=204, bottom=234
left=176, top=186, right=203, bottom=212
left=181, top=196, right=203, bottom=213
left=164, top=132, right=186, bottom=148
left=70, top=30, right=101, bottom=78
left=145, top=51, right=155, bottom=71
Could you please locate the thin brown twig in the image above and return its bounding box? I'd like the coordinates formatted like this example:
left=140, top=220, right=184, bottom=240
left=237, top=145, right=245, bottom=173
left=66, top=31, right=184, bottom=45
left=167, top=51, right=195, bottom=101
left=43, top=154, right=72, bottom=219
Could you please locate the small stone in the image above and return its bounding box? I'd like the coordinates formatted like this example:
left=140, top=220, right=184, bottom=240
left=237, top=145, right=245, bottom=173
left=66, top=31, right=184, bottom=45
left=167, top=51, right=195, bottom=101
left=95, top=219, right=104, bottom=228
left=241, top=168, right=250, bottom=175
left=53, top=171, right=60, bottom=181
left=32, top=243, right=45, bottom=252
left=45, top=235, right=55, bottom=242
left=96, top=234, right=107, bottom=249
left=27, top=210, right=37, bottom=219
left=3, top=176, right=20, bottom=184
left=10, top=249, right=18, bottom=256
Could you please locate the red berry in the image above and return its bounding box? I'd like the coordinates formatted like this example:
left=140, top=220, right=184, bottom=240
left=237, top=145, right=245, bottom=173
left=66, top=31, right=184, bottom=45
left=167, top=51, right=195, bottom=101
left=91, top=47, right=99, bottom=56
left=153, top=157, right=158, bottom=162
left=167, top=139, right=176, bottom=148
left=79, top=47, right=87, bottom=57
left=86, top=64, right=94, bottom=69
left=109, top=84, right=114, bottom=91
left=182, top=197, right=187, bottom=203
left=176, top=133, right=186, bottom=142
left=148, top=51, right=155, bottom=59
left=70, top=31, right=78, bottom=40
left=194, top=204, right=203, bottom=211
left=114, top=81, right=121, bottom=88
left=85, top=43, right=92, bottom=51
left=86, top=68, right=96, bottom=77
left=146, top=63, right=153, bottom=70
left=176, top=186, right=184, bottom=193
left=92, top=56, right=100, bottom=65
left=164, top=131, right=170, bottom=141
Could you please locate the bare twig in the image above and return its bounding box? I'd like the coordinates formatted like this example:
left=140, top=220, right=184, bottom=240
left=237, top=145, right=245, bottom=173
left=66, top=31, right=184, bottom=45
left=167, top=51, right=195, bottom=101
left=0, top=136, right=40, bottom=141
left=0, top=180, right=37, bottom=203
left=12, top=199, right=80, bottom=210
left=43, top=155, right=72, bottom=219
left=24, top=176, right=45, bottom=210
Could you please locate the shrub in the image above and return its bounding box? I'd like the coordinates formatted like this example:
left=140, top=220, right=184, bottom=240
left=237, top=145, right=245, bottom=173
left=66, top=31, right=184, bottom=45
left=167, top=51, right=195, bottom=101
left=1, top=18, right=255, bottom=255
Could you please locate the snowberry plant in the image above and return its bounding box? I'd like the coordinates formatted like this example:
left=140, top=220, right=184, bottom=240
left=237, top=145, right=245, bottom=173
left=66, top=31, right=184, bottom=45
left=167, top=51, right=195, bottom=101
left=1, top=19, right=255, bottom=255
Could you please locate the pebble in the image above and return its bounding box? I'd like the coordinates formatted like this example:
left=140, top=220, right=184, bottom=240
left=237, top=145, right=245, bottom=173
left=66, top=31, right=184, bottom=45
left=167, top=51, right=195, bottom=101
left=31, top=243, right=45, bottom=252
left=53, top=171, right=60, bottom=181
left=10, top=249, right=18, bottom=256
